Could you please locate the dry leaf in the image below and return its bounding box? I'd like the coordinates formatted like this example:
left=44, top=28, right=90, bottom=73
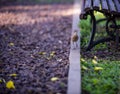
left=82, top=65, right=88, bottom=70
left=94, top=56, right=98, bottom=60
left=50, top=51, right=56, bottom=57
left=80, top=58, right=85, bottom=62
left=9, top=42, right=14, bottom=46
left=9, top=73, right=17, bottom=77
left=39, top=52, right=46, bottom=55
left=51, top=77, right=59, bottom=81
left=6, top=80, right=15, bottom=89
left=57, top=58, right=62, bottom=62
left=92, top=59, right=98, bottom=64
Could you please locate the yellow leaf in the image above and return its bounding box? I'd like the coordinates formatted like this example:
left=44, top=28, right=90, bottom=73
left=50, top=51, right=56, bottom=57
left=94, top=67, right=103, bottom=71
left=51, top=77, right=59, bottom=81
left=39, top=52, right=46, bottom=55
left=92, top=59, right=98, bottom=64
left=80, top=58, right=85, bottom=62
left=9, top=73, right=17, bottom=77
left=9, top=42, right=14, bottom=46
left=94, top=56, right=98, bottom=60
left=6, top=80, right=15, bottom=89
left=82, top=65, right=88, bottom=70
left=80, top=58, right=87, bottom=64
left=0, top=79, right=2, bottom=83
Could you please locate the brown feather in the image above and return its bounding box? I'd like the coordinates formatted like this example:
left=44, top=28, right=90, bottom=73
left=72, top=30, right=79, bottom=42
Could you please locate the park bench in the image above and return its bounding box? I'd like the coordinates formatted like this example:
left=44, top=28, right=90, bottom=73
left=80, top=0, right=120, bottom=51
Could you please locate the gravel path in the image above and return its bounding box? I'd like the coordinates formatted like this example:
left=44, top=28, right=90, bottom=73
left=0, top=4, right=73, bottom=94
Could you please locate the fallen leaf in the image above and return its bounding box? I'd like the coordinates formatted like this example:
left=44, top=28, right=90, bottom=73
left=94, top=56, right=98, bottom=60
left=50, top=51, right=56, bottom=57
left=82, top=65, right=88, bottom=70
left=9, top=73, right=17, bottom=77
left=46, top=57, right=51, bottom=60
left=6, top=80, right=15, bottom=89
left=39, top=52, right=46, bottom=55
left=80, top=58, right=87, bottom=63
left=80, top=58, right=85, bottom=62
left=2, top=79, right=6, bottom=83
left=94, top=67, right=103, bottom=71
left=9, top=42, right=14, bottom=46
left=92, top=59, right=98, bottom=64
left=0, top=79, right=6, bottom=83
left=0, top=79, right=2, bottom=83
left=57, top=58, right=62, bottom=62
left=51, top=77, right=59, bottom=81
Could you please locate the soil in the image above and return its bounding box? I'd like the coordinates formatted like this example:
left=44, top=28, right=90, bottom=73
left=0, top=3, right=73, bottom=94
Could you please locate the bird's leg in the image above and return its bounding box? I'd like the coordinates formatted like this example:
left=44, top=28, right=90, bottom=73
left=76, top=42, right=79, bottom=48
left=72, top=42, right=75, bottom=49
left=76, top=42, right=78, bottom=48
left=72, top=42, right=78, bottom=49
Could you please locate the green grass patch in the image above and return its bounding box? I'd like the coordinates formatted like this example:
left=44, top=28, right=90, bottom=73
left=81, top=58, right=120, bottom=94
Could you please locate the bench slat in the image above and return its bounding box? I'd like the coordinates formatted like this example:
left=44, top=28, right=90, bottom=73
left=80, top=0, right=120, bottom=19
left=93, top=0, right=100, bottom=10
left=107, top=0, right=117, bottom=14
left=100, top=0, right=109, bottom=12
left=84, top=0, right=92, bottom=12
left=113, top=0, right=120, bottom=13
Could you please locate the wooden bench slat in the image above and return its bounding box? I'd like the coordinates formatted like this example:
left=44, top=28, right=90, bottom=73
left=107, top=0, right=117, bottom=14
left=93, top=0, right=100, bottom=10
left=84, top=0, right=92, bottom=12
left=113, top=0, right=120, bottom=13
left=80, top=0, right=120, bottom=19
left=100, top=0, right=109, bottom=12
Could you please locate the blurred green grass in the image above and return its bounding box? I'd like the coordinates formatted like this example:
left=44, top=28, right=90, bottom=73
left=81, top=58, right=120, bottom=94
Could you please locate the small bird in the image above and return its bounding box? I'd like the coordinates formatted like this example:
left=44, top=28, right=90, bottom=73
left=71, top=30, right=79, bottom=49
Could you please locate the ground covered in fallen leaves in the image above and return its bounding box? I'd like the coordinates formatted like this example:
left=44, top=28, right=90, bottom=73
left=0, top=3, right=73, bottom=94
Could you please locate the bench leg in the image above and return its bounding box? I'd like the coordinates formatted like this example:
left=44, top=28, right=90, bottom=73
left=86, top=12, right=96, bottom=51
left=106, top=17, right=119, bottom=48
left=106, top=18, right=116, bottom=37
left=89, top=37, right=114, bottom=48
